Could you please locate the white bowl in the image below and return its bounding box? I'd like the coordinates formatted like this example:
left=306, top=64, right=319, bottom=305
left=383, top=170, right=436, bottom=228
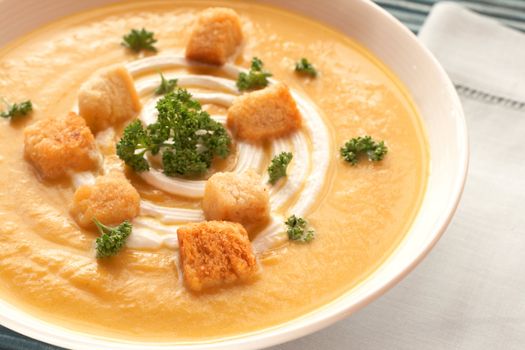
left=0, top=0, right=468, bottom=349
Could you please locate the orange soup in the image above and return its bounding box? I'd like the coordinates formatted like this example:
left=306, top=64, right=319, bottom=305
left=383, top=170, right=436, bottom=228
left=0, top=0, right=428, bottom=342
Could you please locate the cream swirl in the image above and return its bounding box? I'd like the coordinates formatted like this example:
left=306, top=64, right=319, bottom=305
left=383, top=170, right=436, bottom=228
left=118, top=55, right=330, bottom=253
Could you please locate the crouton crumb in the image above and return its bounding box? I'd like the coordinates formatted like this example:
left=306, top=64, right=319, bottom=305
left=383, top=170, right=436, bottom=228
left=78, top=65, right=141, bottom=133
left=177, top=221, right=258, bottom=291
left=227, top=83, right=302, bottom=142
left=24, top=112, right=99, bottom=180
left=71, top=171, right=140, bottom=228
left=202, top=170, right=270, bottom=228
left=186, top=7, right=243, bottom=65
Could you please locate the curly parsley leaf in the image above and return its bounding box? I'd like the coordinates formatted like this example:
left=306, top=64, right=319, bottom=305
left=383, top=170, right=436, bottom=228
left=340, top=136, right=388, bottom=165
left=236, top=57, right=272, bottom=91
left=116, top=120, right=151, bottom=172
left=116, top=88, right=231, bottom=177
left=94, top=219, right=132, bottom=258
left=268, top=152, right=293, bottom=184
left=285, top=215, right=315, bottom=243
left=155, top=73, right=178, bottom=95
left=162, top=148, right=210, bottom=177
left=122, top=28, right=158, bottom=52
left=0, top=100, right=33, bottom=119
left=295, top=58, right=318, bottom=77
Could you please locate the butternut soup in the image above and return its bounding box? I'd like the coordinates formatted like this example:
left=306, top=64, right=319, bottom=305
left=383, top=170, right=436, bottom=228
left=0, top=0, right=429, bottom=342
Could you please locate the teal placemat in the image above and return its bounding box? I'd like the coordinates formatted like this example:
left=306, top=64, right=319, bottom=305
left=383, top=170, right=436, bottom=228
left=1, top=1, right=524, bottom=349
left=0, top=326, right=63, bottom=350
left=375, top=0, right=525, bottom=32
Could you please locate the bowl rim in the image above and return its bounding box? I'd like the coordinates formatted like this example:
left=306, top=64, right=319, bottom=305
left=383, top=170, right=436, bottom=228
left=0, top=0, right=469, bottom=349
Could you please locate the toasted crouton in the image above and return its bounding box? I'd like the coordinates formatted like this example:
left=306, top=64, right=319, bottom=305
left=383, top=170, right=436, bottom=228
left=202, top=170, right=270, bottom=228
left=186, top=8, right=243, bottom=65
left=24, top=112, right=99, bottom=180
left=177, top=221, right=258, bottom=291
left=71, top=171, right=140, bottom=228
left=78, top=65, right=141, bottom=133
left=227, top=83, right=302, bottom=142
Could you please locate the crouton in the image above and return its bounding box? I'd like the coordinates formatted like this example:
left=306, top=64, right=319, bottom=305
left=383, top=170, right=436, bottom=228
left=227, top=83, right=302, bottom=142
left=186, top=8, right=243, bottom=65
left=24, top=112, right=99, bottom=180
left=78, top=65, right=141, bottom=133
left=202, top=170, right=270, bottom=228
left=71, top=171, right=140, bottom=228
left=177, top=221, right=258, bottom=291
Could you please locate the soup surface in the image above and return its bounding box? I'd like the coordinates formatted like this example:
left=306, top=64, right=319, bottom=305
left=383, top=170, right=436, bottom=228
left=0, top=0, right=428, bottom=342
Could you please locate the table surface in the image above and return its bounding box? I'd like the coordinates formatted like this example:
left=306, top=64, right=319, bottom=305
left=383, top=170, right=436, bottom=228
left=375, top=0, right=525, bottom=33
left=1, top=0, right=525, bottom=349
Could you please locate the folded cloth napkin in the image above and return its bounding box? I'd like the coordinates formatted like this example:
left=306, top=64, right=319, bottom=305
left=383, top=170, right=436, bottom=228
left=272, top=3, right=525, bottom=350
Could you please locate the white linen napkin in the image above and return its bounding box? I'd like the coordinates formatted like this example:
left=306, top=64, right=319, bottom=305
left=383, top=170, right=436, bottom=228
left=272, top=2, right=525, bottom=349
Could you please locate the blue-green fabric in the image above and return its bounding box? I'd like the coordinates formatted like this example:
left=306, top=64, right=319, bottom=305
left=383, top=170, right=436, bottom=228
left=0, top=326, right=63, bottom=350
left=1, top=1, right=524, bottom=349
left=375, top=0, right=525, bottom=33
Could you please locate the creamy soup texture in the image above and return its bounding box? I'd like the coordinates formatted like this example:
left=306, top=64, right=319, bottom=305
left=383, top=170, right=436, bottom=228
left=0, top=0, right=428, bottom=342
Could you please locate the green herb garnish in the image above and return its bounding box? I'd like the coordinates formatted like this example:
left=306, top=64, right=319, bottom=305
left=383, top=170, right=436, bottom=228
left=155, top=73, right=178, bottom=95
left=295, top=58, right=317, bottom=77
left=116, top=120, right=151, bottom=172
left=117, top=88, right=231, bottom=177
left=340, top=136, right=388, bottom=165
left=1, top=100, right=32, bottom=119
left=285, top=215, right=315, bottom=243
left=122, top=28, right=158, bottom=52
left=268, top=152, right=293, bottom=184
left=236, top=57, right=272, bottom=91
left=94, top=219, right=132, bottom=258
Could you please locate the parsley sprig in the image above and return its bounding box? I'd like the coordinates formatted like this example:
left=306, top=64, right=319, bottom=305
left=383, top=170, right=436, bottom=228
left=155, top=73, right=178, bottom=95
left=340, top=136, right=388, bottom=165
left=117, top=88, right=231, bottom=177
left=285, top=215, right=315, bottom=243
left=1, top=99, right=32, bottom=119
left=94, top=219, right=132, bottom=258
left=268, top=152, right=293, bottom=184
left=122, top=28, right=158, bottom=52
left=236, top=57, right=272, bottom=91
left=295, top=58, right=317, bottom=77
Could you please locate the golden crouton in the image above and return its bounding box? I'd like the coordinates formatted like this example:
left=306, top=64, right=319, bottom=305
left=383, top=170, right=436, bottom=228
left=24, top=112, right=99, bottom=180
left=71, top=171, right=140, bottom=228
left=78, top=65, right=141, bottom=133
left=202, top=170, right=270, bottom=228
left=186, top=7, right=243, bottom=65
left=177, top=221, right=258, bottom=291
left=227, top=83, right=302, bottom=142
